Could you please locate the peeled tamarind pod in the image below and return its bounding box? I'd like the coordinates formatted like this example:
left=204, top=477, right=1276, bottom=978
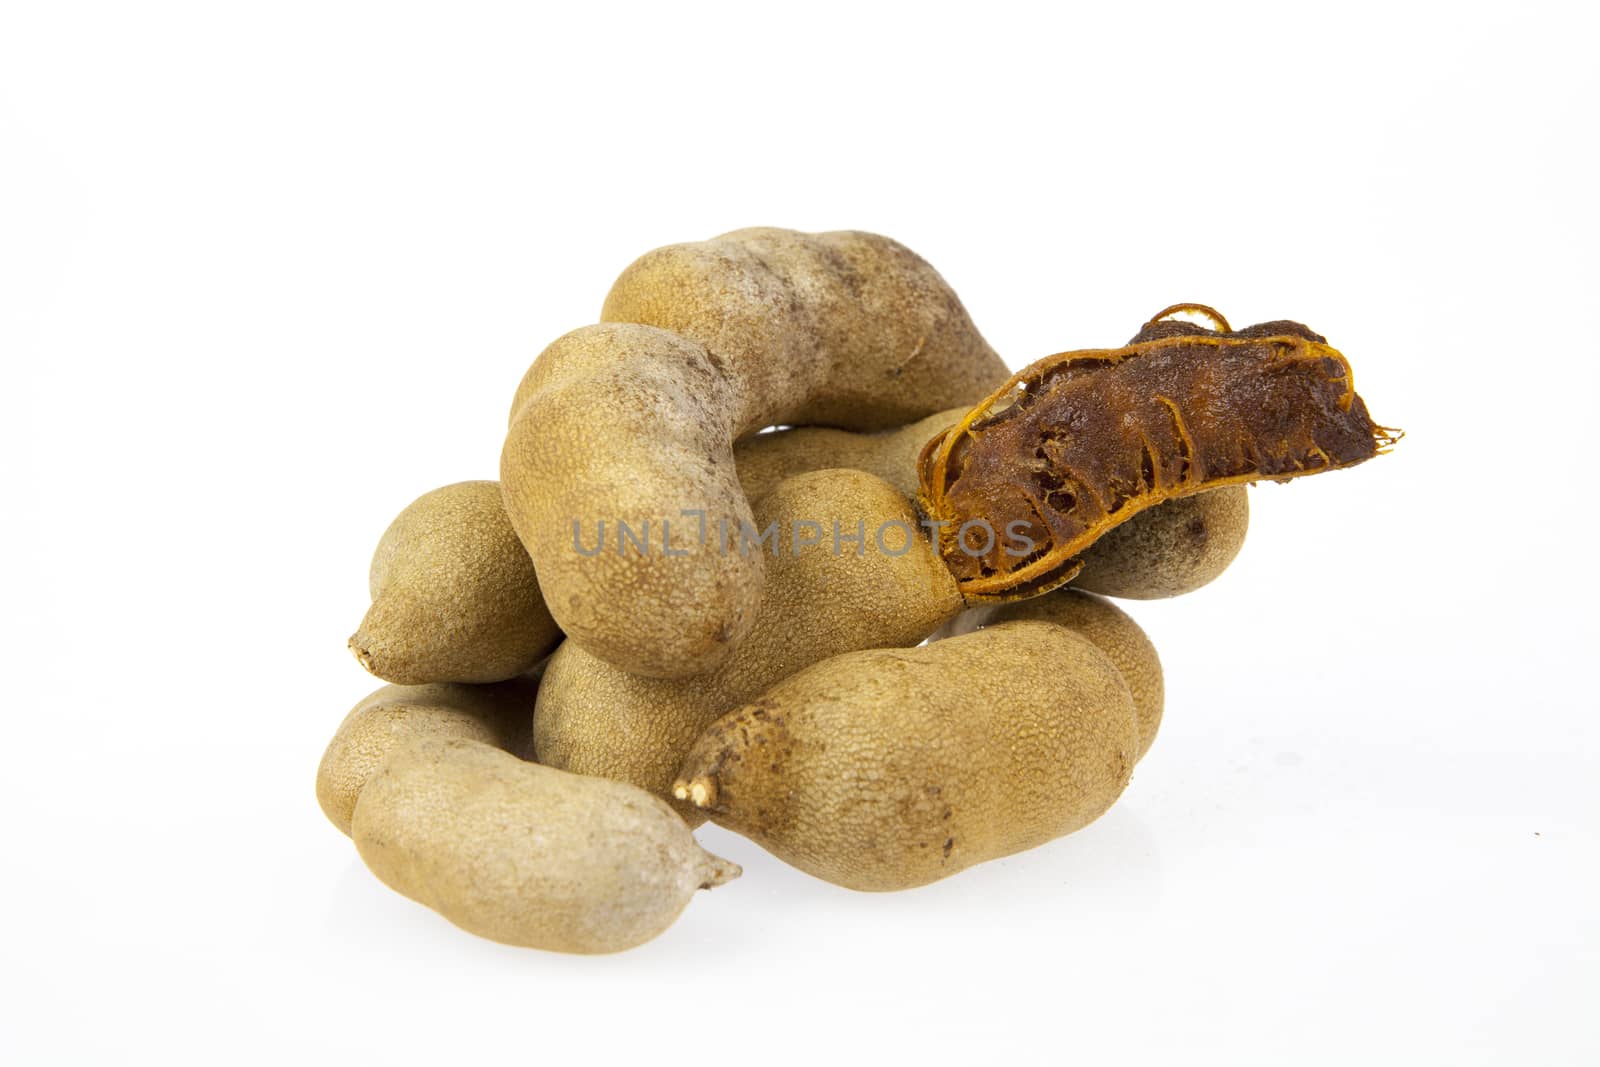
left=316, top=676, right=539, bottom=835
left=1073, top=487, right=1249, bottom=599
left=349, top=481, right=560, bottom=684
left=918, top=304, right=1399, bottom=601
left=943, top=588, right=1163, bottom=760
left=532, top=468, right=964, bottom=821
left=502, top=228, right=1006, bottom=679
left=352, top=738, right=739, bottom=954
left=673, top=622, right=1139, bottom=891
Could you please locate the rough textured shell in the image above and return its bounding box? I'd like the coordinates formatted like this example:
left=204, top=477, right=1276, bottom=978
left=316, top=678, right=538, bottom=835
left=734, top=409, right=965, bottom=504
left=675, top=622, right=1138, bottom=891
left=1074, top=486, right=1249, bottom=599
left=943, top=589, right=1163, bottom=760
left=352, top=738, right=738, bottom=954
left=533, top=468, right=963, bottom=822
left=350, top=481, right=560, bottom=684
left=501, top=228, right=1006, bottom=678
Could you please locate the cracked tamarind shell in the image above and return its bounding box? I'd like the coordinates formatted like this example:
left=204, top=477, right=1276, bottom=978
left=673, top=621, right=1138, bottom=892
left=918, top=308, right=1396, bottom=602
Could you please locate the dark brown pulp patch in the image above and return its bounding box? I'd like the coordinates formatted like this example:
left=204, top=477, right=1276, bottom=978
left=917, top=305, right=1398, bottom=600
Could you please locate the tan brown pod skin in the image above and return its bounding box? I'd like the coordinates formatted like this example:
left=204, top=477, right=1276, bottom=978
left=502, top=228, right=1005, bottom=679
left=352, top=738, right=739, bottom=954
left=734, top=409, right=965, bottom=504
left=532, top=469, right=963, bottom=823
left=350, top=482, right=560, bottom=684
left=1073, top=487, right=1249, bottom=600
left=943, top=589, right=1164, bottom=761
left=316, top=676, right=538, bottom=836
left=673, top=622, right=1139, bottom=892
left=600, top=229, right=1005, bottom=429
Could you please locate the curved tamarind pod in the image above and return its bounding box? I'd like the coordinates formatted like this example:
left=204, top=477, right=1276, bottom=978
left=502, top=228, right=1005, bottom=679
left=917, top=306, right=1399, bottom=600
left=601, top=228, right=1005, bottom=430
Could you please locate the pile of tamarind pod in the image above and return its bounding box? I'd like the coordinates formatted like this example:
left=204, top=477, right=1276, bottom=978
left=318, top=228, right=1396, bottom=954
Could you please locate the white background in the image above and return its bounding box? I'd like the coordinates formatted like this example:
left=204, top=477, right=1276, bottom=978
left=3, top=2, right=1596, bottom=1063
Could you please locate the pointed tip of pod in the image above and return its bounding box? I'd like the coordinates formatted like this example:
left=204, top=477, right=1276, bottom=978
left=698, top=853, right=741, bottom=890
left=348, top=632, right=378, bottom=674
left=349, top=625, right=413, bottom=683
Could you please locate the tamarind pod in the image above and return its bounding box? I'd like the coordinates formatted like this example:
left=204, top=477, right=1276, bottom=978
left=502, top=228, right=1005, bottom=678
left=671, top=622, right=1138, bottom=891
